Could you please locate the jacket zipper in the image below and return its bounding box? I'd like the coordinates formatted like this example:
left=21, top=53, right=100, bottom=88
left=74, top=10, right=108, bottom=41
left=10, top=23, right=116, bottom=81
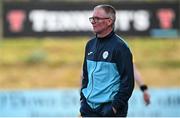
left=87, top=39, right=99, bottom=101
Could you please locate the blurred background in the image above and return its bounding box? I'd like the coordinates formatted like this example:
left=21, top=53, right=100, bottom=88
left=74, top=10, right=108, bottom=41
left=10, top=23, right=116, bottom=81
left=0, top=0, right=179, bottom=117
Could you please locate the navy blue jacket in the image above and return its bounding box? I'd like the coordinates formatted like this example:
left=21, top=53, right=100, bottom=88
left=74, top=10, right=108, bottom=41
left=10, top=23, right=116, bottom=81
left=80, top=31, right=134, bottom=114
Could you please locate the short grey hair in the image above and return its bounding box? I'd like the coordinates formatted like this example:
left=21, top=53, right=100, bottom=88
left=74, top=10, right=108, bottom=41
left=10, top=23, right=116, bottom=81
left=94, top=4, right=116, bottom=26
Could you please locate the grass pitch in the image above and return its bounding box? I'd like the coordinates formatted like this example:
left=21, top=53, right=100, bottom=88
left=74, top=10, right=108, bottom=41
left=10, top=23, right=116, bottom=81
left=0, top=37, right=180, bottom=89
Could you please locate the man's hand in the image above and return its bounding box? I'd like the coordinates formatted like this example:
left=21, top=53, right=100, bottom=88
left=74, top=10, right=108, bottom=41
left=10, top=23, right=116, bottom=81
left=143, top=90, right=150, bottom=105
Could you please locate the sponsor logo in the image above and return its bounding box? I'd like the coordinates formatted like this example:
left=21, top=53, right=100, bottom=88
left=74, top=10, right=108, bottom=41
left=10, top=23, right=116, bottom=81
left=88, top=52, right=93, bottom=55
left=7, top=10, right=26, bottom=32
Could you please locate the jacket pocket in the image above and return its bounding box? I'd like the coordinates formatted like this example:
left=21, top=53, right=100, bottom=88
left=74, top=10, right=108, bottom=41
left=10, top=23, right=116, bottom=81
left=100, top=102, right=115, bottom=117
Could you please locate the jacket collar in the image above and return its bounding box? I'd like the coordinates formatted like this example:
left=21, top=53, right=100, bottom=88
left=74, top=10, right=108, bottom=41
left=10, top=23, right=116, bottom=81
left=96, top=31, right=115, bottom=41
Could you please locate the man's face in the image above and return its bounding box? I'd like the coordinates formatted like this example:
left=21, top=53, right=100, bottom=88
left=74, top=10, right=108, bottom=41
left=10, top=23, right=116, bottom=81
left=89, top=8, right=111, bottom=34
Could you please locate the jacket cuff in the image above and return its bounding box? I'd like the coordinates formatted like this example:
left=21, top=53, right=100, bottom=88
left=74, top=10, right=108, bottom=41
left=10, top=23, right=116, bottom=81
left=140, top=84, right=148, bottom=92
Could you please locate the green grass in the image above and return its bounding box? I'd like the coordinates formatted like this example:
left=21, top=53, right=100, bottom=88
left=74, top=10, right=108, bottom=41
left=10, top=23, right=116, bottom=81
left=0, top=37, right=180, bottom=89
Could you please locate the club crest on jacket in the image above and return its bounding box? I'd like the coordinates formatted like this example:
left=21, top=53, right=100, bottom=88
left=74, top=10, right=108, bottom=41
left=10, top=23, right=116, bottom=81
left=103, top=51, right=109, bottom=59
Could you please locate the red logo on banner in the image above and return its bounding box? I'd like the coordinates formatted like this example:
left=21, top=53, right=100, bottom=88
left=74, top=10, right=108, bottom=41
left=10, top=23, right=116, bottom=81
left=157, top=8, right=175, bottom=29
left=7, top=10, right=26, bottom=32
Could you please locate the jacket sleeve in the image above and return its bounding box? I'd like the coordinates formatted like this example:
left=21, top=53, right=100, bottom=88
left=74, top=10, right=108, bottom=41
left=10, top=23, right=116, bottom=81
left=80, top=44, right=89, bottom=101
left=112, top=45, right=134, bottom=111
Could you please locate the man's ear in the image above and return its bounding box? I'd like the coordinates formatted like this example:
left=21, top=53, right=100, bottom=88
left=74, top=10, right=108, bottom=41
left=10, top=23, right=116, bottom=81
left=107, top=19, right=113, bottom=26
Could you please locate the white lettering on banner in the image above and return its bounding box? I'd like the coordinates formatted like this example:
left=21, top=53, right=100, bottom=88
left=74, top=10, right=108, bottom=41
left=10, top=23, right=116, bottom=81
left=29, top=10, right=46, bottom=32
left=133, top=10, right=150, bottom=31
left=116, top=11, right=133, bottom=31
left=116, top=10, right=150, bottom=31
left=29, top=10, right=92, bottom=32
left=29, top=10, right=150, bottom=32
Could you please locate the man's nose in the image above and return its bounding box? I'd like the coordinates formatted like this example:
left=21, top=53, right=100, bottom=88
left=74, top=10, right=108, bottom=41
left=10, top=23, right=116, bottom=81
left=91, top=20, right=96, bottom=24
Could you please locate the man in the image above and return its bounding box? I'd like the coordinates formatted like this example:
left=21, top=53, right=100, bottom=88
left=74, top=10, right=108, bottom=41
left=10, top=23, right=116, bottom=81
left=80, top=4, right=134, bottom=117
left=133, top=64, right=151, bottom=105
